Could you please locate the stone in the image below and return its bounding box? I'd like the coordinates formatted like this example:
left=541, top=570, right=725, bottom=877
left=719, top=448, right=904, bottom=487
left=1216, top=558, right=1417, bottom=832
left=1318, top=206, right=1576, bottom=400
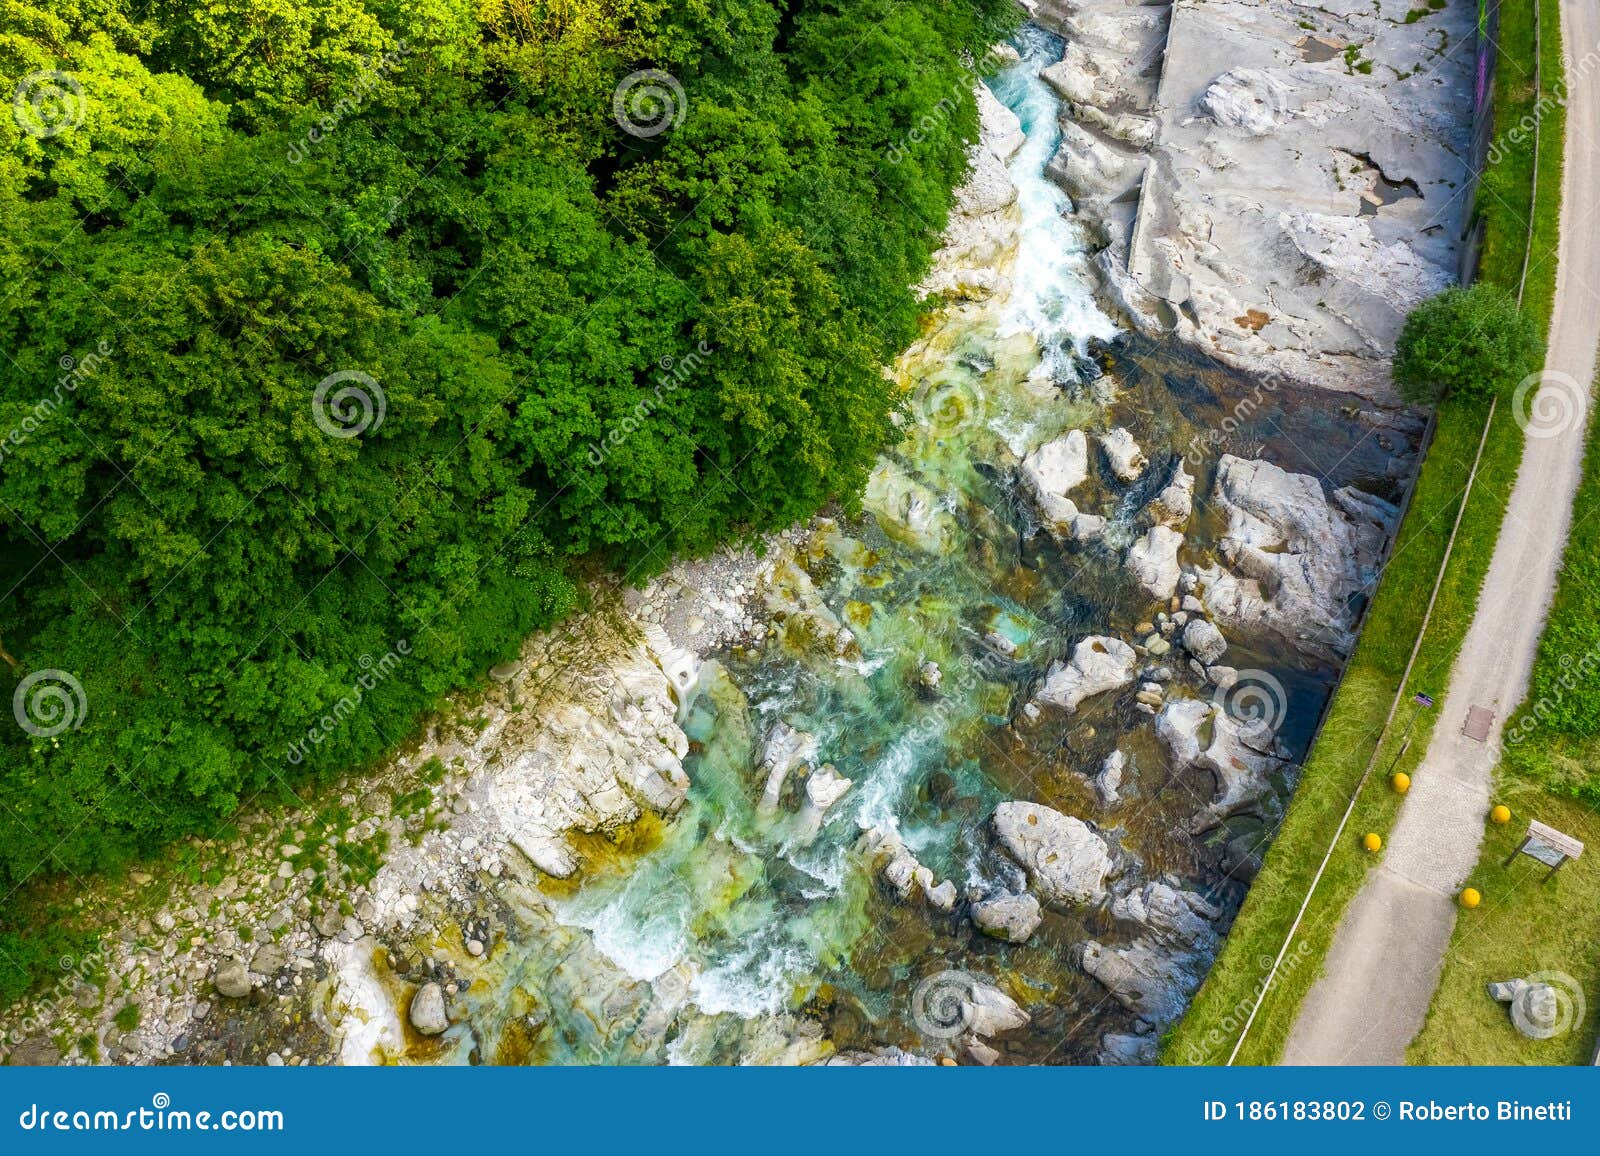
left=466, top=939, right=485, bottom=957
left=1079, top=939, right=1196, bottom=1026
left=758, top=721, right=817, bottom=812
left=1182, top=619, right=1227, bottom=665
left=213, top=960, right=251, bottom=1000
left=1097, top=427, right=1147, bottom=483
left=918, top=660, right=942, bottom=692
left=1033, top=636, right=1137, bottom=713
left=992, top=802, right=1112, bottom=907
left=1021, top=430, right=1098, bottom=538
left=1094, top=751, right=1126, bottom=806
left=971, top=892, right=1044, bottom=943
left=1199, top=456, right=1396, bottom=660
left=1150, top=461, right=1195, bottom=528
left=1127, top=525, right=1183, bottom=602
left=963, top=982, right=1030, bottom=1038
left=1157, top=697, right=1288, bottom=829
left=409, top=982, right=449, bottom=1036
left=249, top=943, right=289, bottom=975
left=965, top=1038, right=1002, bottom=1066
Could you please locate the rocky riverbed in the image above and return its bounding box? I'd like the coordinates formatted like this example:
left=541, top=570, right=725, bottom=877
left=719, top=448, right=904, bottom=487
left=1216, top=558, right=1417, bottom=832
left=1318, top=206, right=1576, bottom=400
left=2, top=24, right=1437, bottom=1067
left=1032, top=0, right=1476, bottom=398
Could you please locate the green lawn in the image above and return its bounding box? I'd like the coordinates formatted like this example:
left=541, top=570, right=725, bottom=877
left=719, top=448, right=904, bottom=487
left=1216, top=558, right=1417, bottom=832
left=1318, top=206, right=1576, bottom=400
left=1410, top=792, right=1600, bottom=1064
left=1164, top=0, right=1565, bottom=1065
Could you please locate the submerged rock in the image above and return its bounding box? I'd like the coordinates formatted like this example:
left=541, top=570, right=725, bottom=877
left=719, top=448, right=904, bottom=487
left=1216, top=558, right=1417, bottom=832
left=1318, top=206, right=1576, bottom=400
left=992, top=802, right=1112, bottom=907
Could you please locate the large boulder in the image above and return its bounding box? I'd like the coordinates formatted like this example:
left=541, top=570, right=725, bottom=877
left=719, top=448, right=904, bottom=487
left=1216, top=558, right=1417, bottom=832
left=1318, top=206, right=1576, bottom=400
left=971, top=892, right=1044, bottom=943
left=1156, top=697, right=1288, bottom=829
left=1199, top=68, right=1295, bottom=136
left=758, top=721, right=817, bottom=812
left=1149, top=460, right=1194, bottom=528
left=1097, top=427, right=1147, bottom=483
left=1111, top=882, right=1221, bottom=952
left=1201, top=456, right=1395, bottom=660
left=992, top=802, right=1112, bottom=906
left=409, top=982, right=449, bottom=1036
left=1126, top=525, right=1183, bottom=601
left=1034, top=636, right=1137, bottom=713
left=1181, top=618, right=1227, bottom=665
left=1079, top=939, right=1196, bottom=1025
left=1021, top=430, right=1103, bottom=540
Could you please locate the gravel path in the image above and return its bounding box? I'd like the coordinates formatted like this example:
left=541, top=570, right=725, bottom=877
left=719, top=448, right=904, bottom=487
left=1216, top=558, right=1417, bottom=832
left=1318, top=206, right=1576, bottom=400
left=1283, top=0, right=1600, bottom=1065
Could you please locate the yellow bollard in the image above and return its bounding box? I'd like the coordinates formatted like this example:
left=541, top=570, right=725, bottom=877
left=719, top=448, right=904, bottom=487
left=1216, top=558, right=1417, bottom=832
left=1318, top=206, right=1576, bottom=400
left=1363, top=832, right=1382, bottom=852
left=1490, top=804, right=1511, bottom=825
left=1392, top=772, right=1411, bottom=794
left=1460, top=887, right=1481, bottom=908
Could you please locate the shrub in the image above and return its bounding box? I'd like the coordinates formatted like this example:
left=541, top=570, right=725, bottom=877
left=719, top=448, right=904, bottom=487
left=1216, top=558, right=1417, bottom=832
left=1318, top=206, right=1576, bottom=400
left=1393, top=283, right=1544, bottom=404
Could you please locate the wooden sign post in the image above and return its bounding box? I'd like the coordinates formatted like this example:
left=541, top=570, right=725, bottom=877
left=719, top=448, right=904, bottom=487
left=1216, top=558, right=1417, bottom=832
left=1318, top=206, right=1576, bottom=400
left=1503, top=819, right=1585, bottom=883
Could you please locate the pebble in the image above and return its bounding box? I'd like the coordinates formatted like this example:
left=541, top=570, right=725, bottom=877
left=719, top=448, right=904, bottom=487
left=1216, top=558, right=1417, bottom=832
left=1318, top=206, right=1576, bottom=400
left=467, top=939, right=484, bottom=957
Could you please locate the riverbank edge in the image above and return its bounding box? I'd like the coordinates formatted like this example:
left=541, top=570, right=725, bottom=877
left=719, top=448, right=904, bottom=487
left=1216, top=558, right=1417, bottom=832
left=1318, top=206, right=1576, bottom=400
left=1163, top=0, right=1567, bottom=1066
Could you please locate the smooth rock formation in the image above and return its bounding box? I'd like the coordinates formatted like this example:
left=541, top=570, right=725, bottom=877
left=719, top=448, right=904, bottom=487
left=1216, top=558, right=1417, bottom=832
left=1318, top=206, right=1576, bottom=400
left=1157, top=697, right=1288, bottom=829
left=409, top=982, right=449, bottom=1036
left=1034, top=635, right=1137, bottom=712
left=1200, top=455, right=1396, bottom=660
left=971, top=892, right=1044, bottom=943
left=1126, top=525, right=1183, bottom=601
left=1097, top=427, right=1147, bottom=482
left=1037, top=0, right=1475, bottom=397
left=992, top=801, right=1112, bottom=906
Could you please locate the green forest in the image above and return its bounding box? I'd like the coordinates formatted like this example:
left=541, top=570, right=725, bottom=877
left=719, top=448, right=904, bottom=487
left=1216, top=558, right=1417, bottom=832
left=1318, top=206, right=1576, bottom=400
left=0, top=0, right=1013, bottom=988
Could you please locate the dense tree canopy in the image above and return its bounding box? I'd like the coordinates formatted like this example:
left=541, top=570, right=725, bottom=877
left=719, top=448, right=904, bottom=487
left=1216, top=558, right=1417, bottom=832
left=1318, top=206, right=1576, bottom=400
left=0, top=0, right=1014, bottom=941
left=1393, top=283, right=1544, bottom=405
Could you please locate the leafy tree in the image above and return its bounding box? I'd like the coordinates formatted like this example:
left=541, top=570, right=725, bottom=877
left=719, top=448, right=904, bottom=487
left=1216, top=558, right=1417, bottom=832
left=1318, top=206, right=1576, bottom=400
left=0, top=0, right=1018, bottom=998
left=1393, top=282, right=1544, bottom=404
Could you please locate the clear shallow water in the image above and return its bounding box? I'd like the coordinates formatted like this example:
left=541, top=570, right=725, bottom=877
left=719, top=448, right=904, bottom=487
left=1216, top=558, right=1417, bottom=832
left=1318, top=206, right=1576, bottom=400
left=441, top=29, right=1414, bottom=1066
